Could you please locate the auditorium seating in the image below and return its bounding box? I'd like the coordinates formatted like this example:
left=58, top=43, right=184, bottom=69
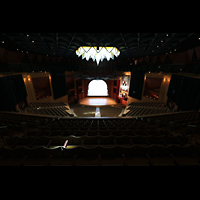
left=123, top=102, right=172, bottom=117
left=24, top=102, right=73, bottom=117
left=1, top=110, right=200, bottom=166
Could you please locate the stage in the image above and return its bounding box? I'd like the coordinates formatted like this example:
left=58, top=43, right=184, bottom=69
left=79, top=97, right=117, bottom=106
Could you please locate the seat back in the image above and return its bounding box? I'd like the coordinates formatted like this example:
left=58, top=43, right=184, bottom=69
left=44, top=146, right=63, bottom=157
left=4, top=146, right=27, bottom=158
left=63, top=146, right=80, bottom=158
left=80, top=146, right=100, bottom=159
left=99, top=145, right=119, bottom=159
left=25, top=147, right=46, bottom=158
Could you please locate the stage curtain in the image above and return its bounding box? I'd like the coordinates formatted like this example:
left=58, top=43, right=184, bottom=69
left=0, top=76, right=17, bottom=111
left=10, top=74, right=27, bottom=104
left=129, top=72, right=144, bottom=100
left=51, top=73, right=68, bottom=99
left=0, top=74, right=27, bottom=111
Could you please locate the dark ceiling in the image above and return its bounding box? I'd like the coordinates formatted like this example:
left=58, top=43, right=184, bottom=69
left=1, top=33, right=200, bottom=61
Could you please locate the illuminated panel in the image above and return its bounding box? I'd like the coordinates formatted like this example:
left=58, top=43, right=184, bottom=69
left=88, top=80, right=108, bottom=96
left=76, top=46, right=120, bottom=65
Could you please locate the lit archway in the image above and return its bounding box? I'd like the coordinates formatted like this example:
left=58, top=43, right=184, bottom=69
left=88, top=80, right=108, bottom=96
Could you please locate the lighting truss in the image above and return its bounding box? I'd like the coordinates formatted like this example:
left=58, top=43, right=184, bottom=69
left=75, top=46, right=120, bottom=65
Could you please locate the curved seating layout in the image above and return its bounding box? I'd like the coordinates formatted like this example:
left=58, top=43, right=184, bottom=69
left=0, top=111, right=200, bottom=166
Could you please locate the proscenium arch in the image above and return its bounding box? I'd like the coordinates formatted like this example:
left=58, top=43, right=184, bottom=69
left=87, top=79, right=108, bottom=96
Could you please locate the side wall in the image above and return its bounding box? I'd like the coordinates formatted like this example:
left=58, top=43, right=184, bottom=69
left=22, top=72, right=69, bottom=104
left=127, top=72, right=172, bottom=105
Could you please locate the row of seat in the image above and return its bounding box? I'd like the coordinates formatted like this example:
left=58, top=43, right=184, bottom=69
left=0, top=110, right=200, bottom=166
left=3, top=135, right=191, bottom=149
left=29, top=102, right=68, bottom=108
left=1, top=110, right=199, bottom=128
left=1, top=144, right=200, bottom=166
left=25, top=106, right=72, bottom=117
left=128, top=102, right=166, bottom=108
left=17, top=128, right=172, bottom=137
left=124, top=103, right=171, bottom=117
left=1, top=112, right=199, bottom=138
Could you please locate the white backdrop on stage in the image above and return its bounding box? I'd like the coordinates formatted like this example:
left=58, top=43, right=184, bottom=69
left=88, top=80, right=108, bottom=96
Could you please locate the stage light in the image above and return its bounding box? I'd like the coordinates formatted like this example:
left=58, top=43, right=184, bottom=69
left=27, top=75, right=31, bottom=81
left=75, top=46, right=120, bottom=65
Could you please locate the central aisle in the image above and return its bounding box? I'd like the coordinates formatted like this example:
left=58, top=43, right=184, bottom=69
left=95, top=107, right=101, bottom=117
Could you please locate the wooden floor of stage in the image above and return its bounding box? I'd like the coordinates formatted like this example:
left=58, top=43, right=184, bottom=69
left=79, top=97, right=117, bottom=106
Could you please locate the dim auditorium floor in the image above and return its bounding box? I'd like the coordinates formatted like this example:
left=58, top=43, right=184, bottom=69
left=71, top=104, right=125, bottom=117
left=1, top=111, right=200, bottom=166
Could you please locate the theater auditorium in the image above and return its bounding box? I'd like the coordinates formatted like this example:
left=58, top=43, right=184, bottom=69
left=1, top=33, right=200, bottom=166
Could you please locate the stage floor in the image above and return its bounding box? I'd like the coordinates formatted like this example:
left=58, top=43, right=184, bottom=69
left=79, top=97, right=117, bottom=106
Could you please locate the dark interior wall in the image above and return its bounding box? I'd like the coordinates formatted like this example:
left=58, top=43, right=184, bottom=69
left=0, top=74, right=27, bottom=111
left=31, top=77, right=51, bottom=100
left=143, top=77, right=163, bottom=99
left=145, top=77, right=163, bottom=89
left=65, top=75, right=74, bottom=90
left=167, top=74, right=200, bottom=111
left=129, top=73, right=144, bottom=100
left=51, top=73, right=68, bottom=99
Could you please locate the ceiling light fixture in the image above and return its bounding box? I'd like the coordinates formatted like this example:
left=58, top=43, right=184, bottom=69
left=75, top=46, right=120, bottom=65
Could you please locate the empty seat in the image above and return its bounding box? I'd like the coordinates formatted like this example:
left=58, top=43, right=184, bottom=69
left=146, top=145, right=200, bottom=166
left=87, top=130, right=99, bottom=136
left=71, top=136, right=84, bottom=145
left=146, top=130, right=160, bottom=136
left=50, top=130, right=63, bottom=137
left=99, top=136, right=116, bottom=146
left=115, top=136, right=132, bottom=147
left=123, top=129, right=136, bottom=136
left=22, top=147, right=51, bottom=166
left=130, top=136, right=149, bottom=146
left=75, top=146, right=100, bottom=166
left=44, top=146, right=63, bottom=158
left=99, top=130, right=111, bottom=136
left=99, top=145, right=122, bottom=166
left=118, top=145, right=149, bottom=166
left=82, top=136, right=99, bottom=147
left=110, top=130, right=123, bottom=136
left=31, top=136, right=52, bottom=148
left=0, top=147, right=27, bottom=166
left=0, top=126, right=8, bottom=138
left=5, top=136, right=36, bottom=148
left=75, top=130, right=87, bottom=136
left=25, top=146, right=46, bottom=158
left=62, top=130, right=74, bottom=136
left=63, top=146, right=80, bottom=158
